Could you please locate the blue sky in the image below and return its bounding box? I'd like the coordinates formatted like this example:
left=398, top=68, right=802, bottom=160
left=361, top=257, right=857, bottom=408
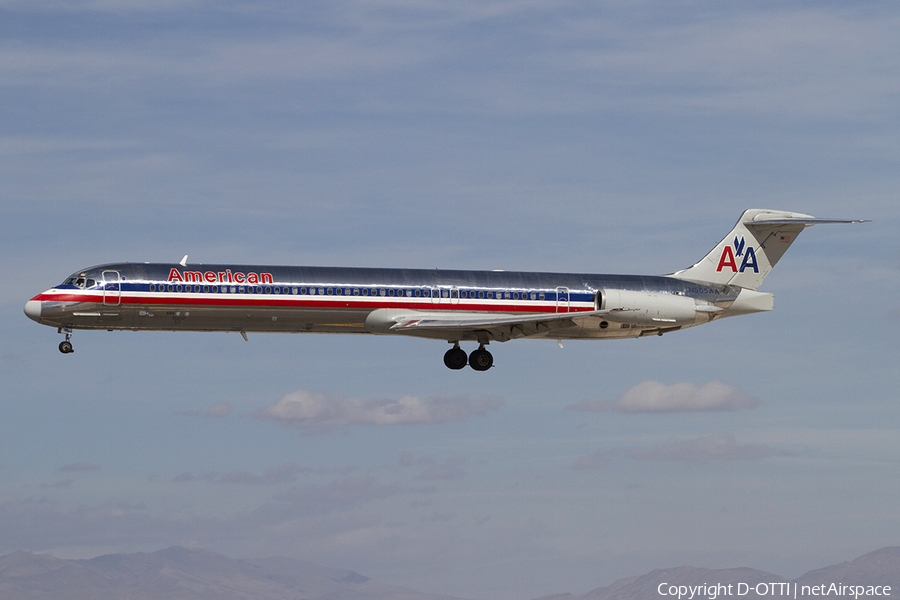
left=1, top=2, right=898, bottom=599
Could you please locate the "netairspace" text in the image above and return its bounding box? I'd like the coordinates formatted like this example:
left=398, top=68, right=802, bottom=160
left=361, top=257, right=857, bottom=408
left=657, top=582, right=891, bottom=599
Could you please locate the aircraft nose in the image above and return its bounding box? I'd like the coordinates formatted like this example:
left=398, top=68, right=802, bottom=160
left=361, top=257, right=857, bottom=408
left=24, top=300, right=42, bottom=322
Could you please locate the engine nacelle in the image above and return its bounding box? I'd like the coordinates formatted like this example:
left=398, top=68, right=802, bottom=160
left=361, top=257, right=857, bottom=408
left=599, top=289, right=700, bottom=327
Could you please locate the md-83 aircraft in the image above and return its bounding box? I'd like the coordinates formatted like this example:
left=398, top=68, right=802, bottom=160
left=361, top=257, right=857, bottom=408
left=25, top=209, right=864, bottom=370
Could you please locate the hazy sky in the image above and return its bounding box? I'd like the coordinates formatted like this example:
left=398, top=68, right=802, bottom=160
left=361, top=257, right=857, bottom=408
left=1, top=2, right=898, bottom=599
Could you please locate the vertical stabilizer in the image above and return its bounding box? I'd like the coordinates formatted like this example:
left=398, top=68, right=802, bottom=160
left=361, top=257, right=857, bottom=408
left=669, top=209, right=864, bottom=290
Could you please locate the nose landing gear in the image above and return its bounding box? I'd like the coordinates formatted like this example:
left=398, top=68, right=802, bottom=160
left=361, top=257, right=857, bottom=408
left=58, top=328, right=74, bottom=354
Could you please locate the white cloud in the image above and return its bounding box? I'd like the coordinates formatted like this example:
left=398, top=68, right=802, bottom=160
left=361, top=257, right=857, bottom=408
left=572, top=433, right=784, bottom=469
left=205, top=403, right=234, bottom=418
left=568, top=381, right=760, bottom=413
left=630, top=433, right=783, bottom=461
left=255, top=390, right=503, bottom=428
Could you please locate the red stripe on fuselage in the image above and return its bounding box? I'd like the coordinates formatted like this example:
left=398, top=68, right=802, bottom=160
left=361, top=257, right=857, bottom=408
left=32, top=291, right=593, bottom=314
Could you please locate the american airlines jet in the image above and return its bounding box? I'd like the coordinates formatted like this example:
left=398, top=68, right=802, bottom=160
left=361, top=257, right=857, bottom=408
left=25, top=209, right=864, bottom=370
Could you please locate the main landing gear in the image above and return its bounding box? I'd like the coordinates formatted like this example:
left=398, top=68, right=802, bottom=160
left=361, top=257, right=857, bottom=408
left=443, top=343, right=493, bottom=371
left=58, top=328, right=74, bottom=354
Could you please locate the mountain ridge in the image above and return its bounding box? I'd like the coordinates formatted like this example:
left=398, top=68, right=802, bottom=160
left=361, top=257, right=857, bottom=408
left=1, top=545, right=897, bottom=600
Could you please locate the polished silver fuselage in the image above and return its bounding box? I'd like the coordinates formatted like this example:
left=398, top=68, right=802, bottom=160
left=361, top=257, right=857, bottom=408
left=27, top=262, right=737, bottom=342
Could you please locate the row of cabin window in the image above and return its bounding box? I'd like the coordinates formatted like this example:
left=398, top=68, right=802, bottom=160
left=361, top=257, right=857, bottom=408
left=148, top=283, right=547, bottom=301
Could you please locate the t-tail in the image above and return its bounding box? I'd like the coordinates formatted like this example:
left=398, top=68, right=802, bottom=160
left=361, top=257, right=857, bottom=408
left=670, top=209, right=867, bottom=291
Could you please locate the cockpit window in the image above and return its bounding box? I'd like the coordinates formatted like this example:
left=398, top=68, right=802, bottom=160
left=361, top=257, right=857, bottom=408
left=61, top=277, right=96, bottom=289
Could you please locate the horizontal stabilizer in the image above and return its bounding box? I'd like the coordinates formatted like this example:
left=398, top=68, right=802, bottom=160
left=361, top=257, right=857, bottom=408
left=670, top=209, right=867, bottom=290
left=745, top=217, right=869, bottom=227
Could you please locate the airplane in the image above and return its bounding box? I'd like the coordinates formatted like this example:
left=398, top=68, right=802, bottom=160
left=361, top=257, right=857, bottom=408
left=25, top=209, right=865, bottom=370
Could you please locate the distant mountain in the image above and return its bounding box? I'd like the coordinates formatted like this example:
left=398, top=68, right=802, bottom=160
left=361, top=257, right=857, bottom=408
left=0, top=546, right=469, bottom=600
left=2, top=545, right=898, bottom=600
left=547, top=547, right=900, bottom=600
left=795, top=547, right=900, bottom=586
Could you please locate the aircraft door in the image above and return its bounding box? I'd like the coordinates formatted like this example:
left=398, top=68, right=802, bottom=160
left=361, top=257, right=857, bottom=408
left=103, top=270, right=121, bottom=305
left=556, top=287, right=570, bottom=313
left=450, top=286, right=460, bottom=305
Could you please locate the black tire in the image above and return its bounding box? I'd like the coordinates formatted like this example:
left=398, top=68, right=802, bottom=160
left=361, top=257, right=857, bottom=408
left=468, top=348, right=493, bottom=371
left=443, top=347, right=468, bottom=370
left=59, top=341, right=73, bottom=354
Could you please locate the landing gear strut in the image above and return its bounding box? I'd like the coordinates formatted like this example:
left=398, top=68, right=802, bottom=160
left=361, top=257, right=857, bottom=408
left=58, top=328, right=74, bottom=354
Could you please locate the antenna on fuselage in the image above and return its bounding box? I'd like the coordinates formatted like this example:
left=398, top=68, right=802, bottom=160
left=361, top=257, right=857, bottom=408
left=179, top=255, right=188, bottom=266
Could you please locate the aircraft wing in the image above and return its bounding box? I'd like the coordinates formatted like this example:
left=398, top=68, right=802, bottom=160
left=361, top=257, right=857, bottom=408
left=388, top=309, right=632, bottom=341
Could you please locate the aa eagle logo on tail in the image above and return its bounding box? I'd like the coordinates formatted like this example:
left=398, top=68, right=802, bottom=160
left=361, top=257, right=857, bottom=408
left=717, top=237, right=758, bottom=273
